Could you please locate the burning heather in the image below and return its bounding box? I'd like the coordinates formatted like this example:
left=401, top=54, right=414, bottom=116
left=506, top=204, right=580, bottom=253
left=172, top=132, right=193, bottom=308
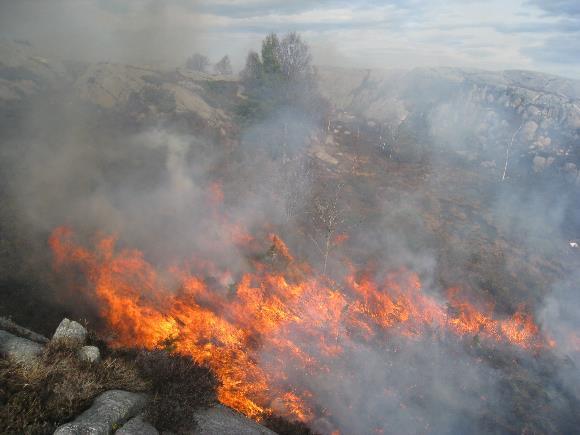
left=47, top=177, right=554, bottom=432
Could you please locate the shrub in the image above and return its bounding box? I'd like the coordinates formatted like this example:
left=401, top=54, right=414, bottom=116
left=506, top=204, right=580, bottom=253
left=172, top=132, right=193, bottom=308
left=132, top=349, right=218, bottom=433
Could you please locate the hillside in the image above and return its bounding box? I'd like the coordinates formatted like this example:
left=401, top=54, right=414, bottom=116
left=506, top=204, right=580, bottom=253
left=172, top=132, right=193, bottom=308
left=1, top=40, right=580, bottom=434
left=318, top=65, right=580, bottom=184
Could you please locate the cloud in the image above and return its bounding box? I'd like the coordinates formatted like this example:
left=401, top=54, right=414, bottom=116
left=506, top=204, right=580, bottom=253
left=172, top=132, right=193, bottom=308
left=523, top=35, right=580, bottom=64
left=1, top=0, right=580, bottom=77
left=195, top=0, right=350, bottom=18
left=528, top=0, right=580, bottom=18
left=495, top=19, right=580, bottom=34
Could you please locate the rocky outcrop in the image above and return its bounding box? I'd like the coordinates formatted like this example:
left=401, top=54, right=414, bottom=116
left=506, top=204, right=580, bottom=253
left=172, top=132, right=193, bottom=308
left=0, top=329, right=43, bottom=364
left=318, top=66, right=580, bottom=182
left=0, top=318, right=89, bottom=365
left=1, top=318, right=278, bottom=434
left=5, top=39, right=577, bottom=180
left=192, top=405, right=276, bottom=435
left=53, top=398, right=277, bottom=435
left=0, top=39, right=67, bottom=104
left=0, top=40, right=236, bottom=136
left=73, top=63, right=232, bottom=127
left=0, top=316, right=49, bottom=343
left=115, top=415, right=159, bottom=435
left=54, top=390, right=148, bottom=435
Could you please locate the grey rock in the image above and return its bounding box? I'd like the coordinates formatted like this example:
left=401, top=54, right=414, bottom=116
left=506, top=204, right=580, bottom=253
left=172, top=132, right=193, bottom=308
left=52, top=318, right=87, bottom=345
left=0, top=317, right=49, bottom=343
left=0, top=329, right=43, bottom=364
left=193, top=405, right=275, bottom=435
left=116, top=415, right=158, bottom=435
left=78, top=345, right=101, bottom=363
left=54, top=390, right=147, bottom=435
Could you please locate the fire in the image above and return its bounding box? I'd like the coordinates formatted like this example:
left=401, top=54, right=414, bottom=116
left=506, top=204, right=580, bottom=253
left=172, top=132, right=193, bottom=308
left=49, top=224, right=549, bottom=427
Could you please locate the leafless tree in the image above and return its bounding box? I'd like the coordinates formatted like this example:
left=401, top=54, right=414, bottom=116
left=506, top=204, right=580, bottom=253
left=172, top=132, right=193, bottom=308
left=277, top=32, right=313, bottom=81
left=308, top=183, right=346, bottom=276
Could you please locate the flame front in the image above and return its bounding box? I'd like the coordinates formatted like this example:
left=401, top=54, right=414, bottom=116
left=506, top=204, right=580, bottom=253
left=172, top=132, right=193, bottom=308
left=49, top=225, right=548, bottom=426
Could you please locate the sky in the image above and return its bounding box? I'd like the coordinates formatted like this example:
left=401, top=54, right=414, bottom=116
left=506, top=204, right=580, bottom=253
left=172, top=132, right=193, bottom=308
left=1, top=0, right=579, bottom=78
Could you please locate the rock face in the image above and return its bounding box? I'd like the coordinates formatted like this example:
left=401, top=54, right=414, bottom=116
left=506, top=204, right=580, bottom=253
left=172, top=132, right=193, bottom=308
left=192, top=405, right=276, bottom=435
left=0, top=39, right=67, bottom=103
left=72, top=63, right=233, bottom=129
left=0, top=329, right=43, bottom=364
left=318, top=66, right=580, bottom=182
left=0, top=39, right=237, bottom=139
left=52, top=318, right=87, bottom=345
left=54, top=390, right=148, bottom=435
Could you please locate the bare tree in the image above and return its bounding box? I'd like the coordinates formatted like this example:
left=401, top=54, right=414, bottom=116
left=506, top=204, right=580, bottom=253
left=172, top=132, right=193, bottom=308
left=277, top=32, right=313, bottom=81
left=186, top=53, right=210, bottom=72
left=308, top=183, right=346, bottom=276
left=214, top=55, right=233, bottom=75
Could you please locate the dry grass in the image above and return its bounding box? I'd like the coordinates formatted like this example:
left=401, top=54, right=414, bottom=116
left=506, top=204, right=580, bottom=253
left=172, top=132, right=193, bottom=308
left=1, top=330, right=221, bottom=435
left=0, top=339, right=148, bottom=434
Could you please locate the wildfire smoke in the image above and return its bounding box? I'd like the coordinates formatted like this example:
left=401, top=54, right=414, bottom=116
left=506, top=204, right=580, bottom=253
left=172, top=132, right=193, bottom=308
left=49, top=219, right=548, bottom=429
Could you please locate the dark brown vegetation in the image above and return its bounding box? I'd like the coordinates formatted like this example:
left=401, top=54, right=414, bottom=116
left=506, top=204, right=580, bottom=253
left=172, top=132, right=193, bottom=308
left=132, top=349, right=218, bottom=432
left=263, top=414, right=318, bottom=435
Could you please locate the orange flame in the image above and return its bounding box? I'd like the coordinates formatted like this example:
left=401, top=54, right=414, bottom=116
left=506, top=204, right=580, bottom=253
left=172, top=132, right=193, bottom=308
left=49, top=226, right=548, bottom=426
